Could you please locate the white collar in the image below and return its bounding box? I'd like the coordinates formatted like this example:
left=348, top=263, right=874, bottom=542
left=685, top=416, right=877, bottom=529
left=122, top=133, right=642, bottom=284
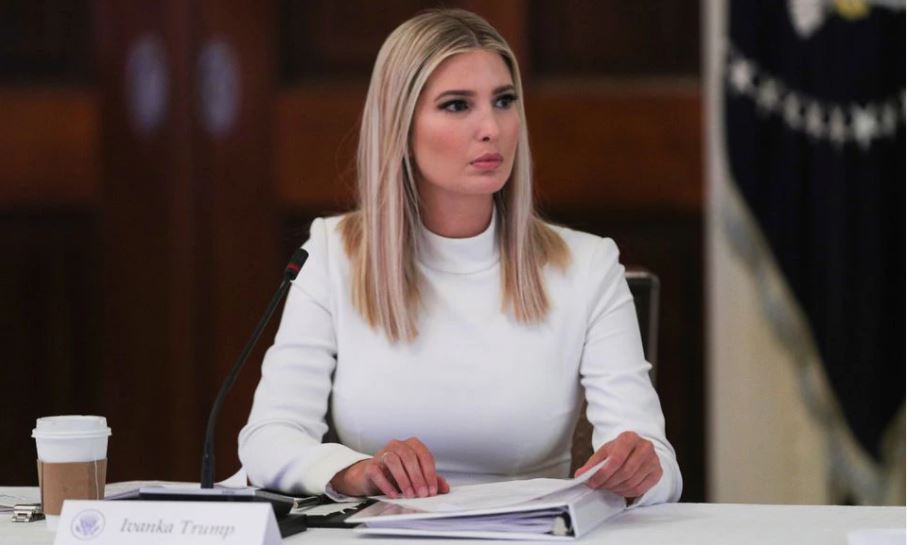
left=418, top=207, right=499, bottom=274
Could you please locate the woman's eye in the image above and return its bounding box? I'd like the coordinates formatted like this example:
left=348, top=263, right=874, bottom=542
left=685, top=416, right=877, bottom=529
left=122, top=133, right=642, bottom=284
left=495, top=94, right=517, bottom=109
left=441, top=100, right=469, bottom=113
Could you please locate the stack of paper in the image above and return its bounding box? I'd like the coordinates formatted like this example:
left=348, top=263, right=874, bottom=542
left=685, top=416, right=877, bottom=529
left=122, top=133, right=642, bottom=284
left=364, top=507, right=571, bottom=535
left=348, top=461, right=626, bottom=540
left=1, top=492, right=38, bottom=513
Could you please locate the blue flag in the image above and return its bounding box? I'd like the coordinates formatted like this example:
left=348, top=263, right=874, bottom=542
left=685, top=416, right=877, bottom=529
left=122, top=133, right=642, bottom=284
left=723, top=0, right=904, bottom=461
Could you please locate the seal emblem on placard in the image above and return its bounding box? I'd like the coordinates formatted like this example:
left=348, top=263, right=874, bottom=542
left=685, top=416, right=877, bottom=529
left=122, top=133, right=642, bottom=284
left=71, top=509, right=105, bottom=540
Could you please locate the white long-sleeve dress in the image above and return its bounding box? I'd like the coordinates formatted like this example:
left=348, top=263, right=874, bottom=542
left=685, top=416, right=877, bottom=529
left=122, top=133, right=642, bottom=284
left=238, top=211, right=682, bottom=506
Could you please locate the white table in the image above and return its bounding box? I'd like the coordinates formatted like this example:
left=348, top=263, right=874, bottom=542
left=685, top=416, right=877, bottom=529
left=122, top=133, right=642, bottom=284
left=2, top=486, right=903, bottom=544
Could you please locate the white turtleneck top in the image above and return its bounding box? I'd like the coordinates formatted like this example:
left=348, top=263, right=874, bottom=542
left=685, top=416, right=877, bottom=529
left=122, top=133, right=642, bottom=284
left=238, top=213, right=682, bottom=506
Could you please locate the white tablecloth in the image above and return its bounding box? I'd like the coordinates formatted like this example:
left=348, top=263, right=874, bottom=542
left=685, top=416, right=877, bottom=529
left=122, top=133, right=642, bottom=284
left=1, top=486, right=903, bottom=544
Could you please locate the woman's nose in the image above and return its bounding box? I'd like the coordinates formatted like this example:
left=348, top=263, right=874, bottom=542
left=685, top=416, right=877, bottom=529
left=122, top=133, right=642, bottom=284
left=477, top=110, right=500, bottom=142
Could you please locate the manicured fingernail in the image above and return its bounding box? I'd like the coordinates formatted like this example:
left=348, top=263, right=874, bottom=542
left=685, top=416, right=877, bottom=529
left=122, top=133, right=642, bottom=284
left=430, top=485, right=437, bottom=495
left=418, top=486, right=428, bottom=497
left=405, top=488, right=414, bottom=498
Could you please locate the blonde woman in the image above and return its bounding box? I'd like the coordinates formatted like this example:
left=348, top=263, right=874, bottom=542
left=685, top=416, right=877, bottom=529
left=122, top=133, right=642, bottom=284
left=239, top=9, right=682, bottom=506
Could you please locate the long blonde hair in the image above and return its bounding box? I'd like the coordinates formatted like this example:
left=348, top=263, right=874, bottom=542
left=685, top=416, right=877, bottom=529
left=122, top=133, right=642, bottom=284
left=339, top=8, right=568, bottom=343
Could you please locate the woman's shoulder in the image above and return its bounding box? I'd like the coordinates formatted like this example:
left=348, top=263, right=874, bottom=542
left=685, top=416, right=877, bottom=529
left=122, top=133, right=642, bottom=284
left=309, top=212, right=352, bottom=234
left=315, top=214, right=349, bottom=237
left=544, top=222, right=620, bottom=266
left=543, top=223, right=626, bottom=304
left=302, top=213, right=357, bottom=262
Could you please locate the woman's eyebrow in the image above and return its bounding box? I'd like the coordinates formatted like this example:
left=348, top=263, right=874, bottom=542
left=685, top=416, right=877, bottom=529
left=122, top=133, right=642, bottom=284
left=434, top=84, right=515, bottom=101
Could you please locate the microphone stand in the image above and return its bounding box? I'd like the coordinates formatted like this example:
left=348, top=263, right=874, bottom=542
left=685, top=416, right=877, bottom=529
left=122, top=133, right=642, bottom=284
left=200, top=249, right=307, bottom=489
left=116, top=249, right=309, bottom=520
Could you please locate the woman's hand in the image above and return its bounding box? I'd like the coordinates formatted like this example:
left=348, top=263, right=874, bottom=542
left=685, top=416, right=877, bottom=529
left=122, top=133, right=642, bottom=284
left=574, top=431, right=662, bottom=501
left=329, top=437, right=450, bottom=499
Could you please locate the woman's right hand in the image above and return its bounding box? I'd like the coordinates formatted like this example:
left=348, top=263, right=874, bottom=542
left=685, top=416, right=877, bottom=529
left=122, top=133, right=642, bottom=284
left=329, top=437, right=450, bottom=499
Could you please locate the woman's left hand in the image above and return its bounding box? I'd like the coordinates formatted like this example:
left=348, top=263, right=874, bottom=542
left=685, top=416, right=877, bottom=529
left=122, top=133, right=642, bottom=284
left=574, top=431, right=662, bottom=501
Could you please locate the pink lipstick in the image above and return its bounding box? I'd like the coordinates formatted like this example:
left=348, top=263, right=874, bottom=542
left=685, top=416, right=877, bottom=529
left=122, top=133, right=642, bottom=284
left=471, top=153, right=503, bottom=170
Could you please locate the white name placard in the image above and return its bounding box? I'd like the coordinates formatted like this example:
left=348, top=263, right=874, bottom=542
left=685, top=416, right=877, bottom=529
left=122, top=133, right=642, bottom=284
left=54, top=500, right=281, bottom=545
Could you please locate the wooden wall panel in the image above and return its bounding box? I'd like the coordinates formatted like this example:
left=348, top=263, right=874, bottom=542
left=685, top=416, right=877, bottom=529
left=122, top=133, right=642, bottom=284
left=530, top=82, right=701, bottom=212
left=193, top=0, right=281, bottom=481
left=0, top=91, right=98, bottom=207
left=279, top=0, right=443, bottom=81
left=0, top=1, right=101, bottom=485
left=278, top=0, right=529, bottom=83
left=274, top=84, right=362, bottom=212
left=0, top=213, right=101, bottom=485
left=90, top=0, right=281, bottom=482
left=93, top=0, right=202, bottom=481
left=529, top=0, right=700, bottom=76
left=275, top=85, right=701, bottom=213
left=457, top=0, right=530, bottom=76
left=0, top=0, right=93, bottom=83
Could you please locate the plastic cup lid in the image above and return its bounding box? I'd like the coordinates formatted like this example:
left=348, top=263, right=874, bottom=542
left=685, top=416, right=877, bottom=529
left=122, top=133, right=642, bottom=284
left=32, top=415, right=111, bottom=438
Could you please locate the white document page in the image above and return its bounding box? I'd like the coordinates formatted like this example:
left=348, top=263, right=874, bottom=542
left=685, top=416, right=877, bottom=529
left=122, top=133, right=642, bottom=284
left=104, top=481, right=198, bottom=500
left=104, top=471, right=258, bottom=500
left=372, top=460, right=607, bottom=513
left=0, top=491, right=38, bottom=513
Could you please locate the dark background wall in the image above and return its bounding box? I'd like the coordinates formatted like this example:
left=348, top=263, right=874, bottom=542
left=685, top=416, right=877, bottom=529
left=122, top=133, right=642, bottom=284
left=0, top=0, right=704, bottom=500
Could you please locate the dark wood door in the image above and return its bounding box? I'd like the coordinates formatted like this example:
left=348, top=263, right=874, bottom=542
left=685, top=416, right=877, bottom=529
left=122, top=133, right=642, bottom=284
left=1, top=0, right=279, bottom=484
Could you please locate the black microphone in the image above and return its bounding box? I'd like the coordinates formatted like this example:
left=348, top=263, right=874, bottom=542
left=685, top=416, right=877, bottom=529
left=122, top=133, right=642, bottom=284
left=200, top=247, right=309, bottom=489
left=116, top=249, right=310, bottom=519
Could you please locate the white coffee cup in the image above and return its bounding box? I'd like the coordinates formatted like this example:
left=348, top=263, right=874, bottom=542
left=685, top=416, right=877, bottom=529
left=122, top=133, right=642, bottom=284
left=32, top=416, right=112, bottom=530
left=32, top=415, right=111, bottom=462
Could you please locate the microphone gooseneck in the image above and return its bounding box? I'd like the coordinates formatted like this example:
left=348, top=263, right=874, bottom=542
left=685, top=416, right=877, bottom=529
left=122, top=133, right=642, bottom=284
left=200, top=248, right=309, bottom=489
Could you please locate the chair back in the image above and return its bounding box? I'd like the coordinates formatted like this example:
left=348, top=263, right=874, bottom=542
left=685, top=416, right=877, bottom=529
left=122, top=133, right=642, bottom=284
left=625, top=269, right=660, bottom=382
